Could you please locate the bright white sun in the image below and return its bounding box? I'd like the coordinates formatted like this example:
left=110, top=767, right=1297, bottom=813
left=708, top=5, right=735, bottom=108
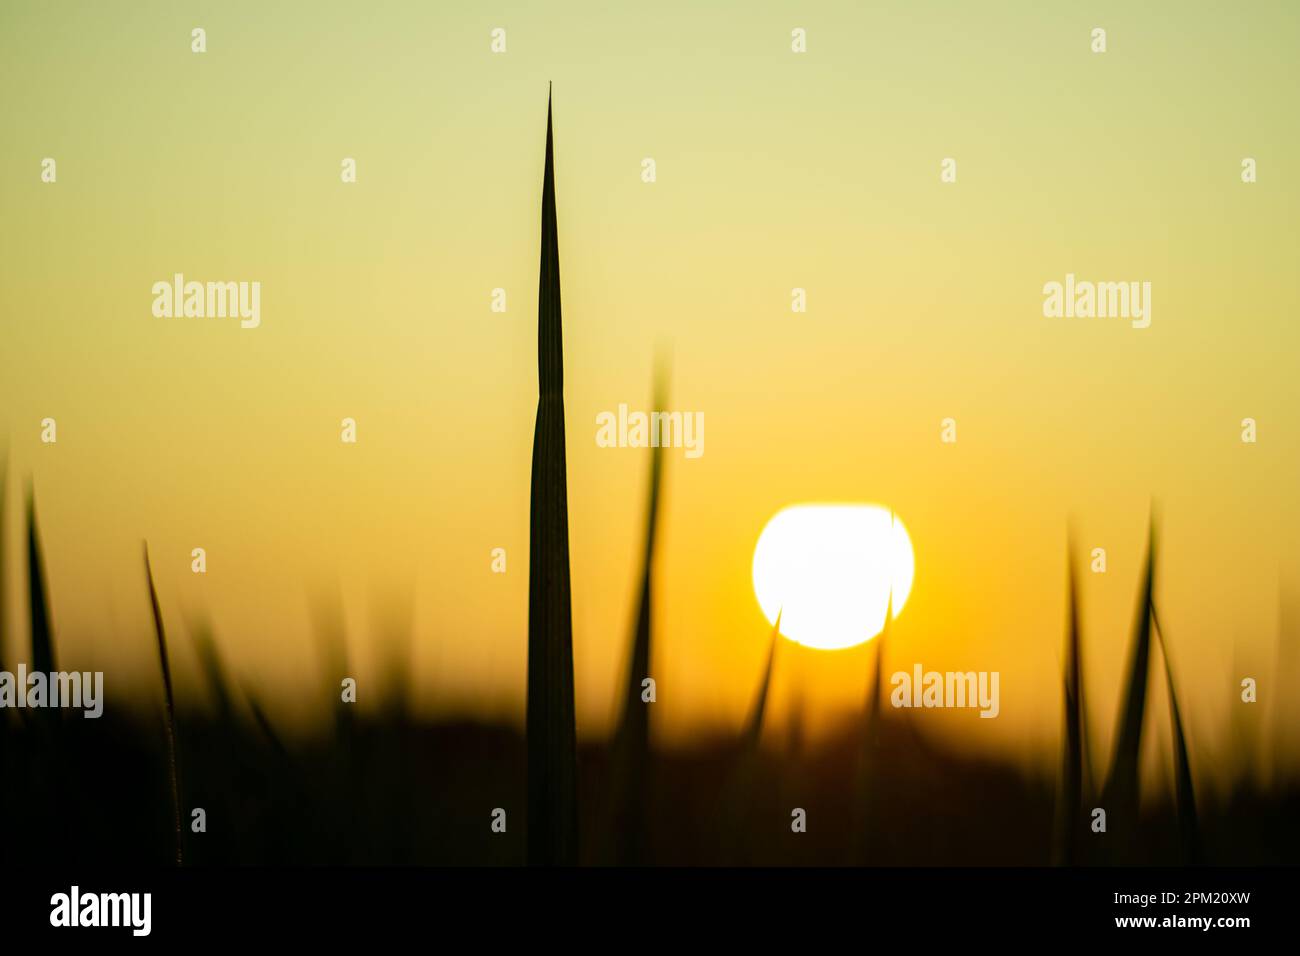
left=751, top=504, right=914, bottom=650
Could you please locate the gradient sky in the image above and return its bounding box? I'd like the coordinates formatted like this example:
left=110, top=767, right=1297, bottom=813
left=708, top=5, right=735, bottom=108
left=2, top=2, right=1298, bottom=788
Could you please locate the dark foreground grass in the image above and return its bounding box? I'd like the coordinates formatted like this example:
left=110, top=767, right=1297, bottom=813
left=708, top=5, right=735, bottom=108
left=2, top=700, right=1296, bottom=866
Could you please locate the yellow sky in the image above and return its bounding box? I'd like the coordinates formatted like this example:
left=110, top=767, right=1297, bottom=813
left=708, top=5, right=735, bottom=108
left=2, top=2, right=1298, bottom=782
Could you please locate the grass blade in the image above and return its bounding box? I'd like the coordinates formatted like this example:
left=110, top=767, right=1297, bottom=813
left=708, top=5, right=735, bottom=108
left=26, top=487, right=56, bottom=674
left=190, top=616, right=233, bottom=722
left=1101, top=518, right=1155, bottom=840
left=144, top=542, right=184, bottom=866
left=867, top=591, right=891, bottom=733
left=1055, top=536, right=1087, bottom=864
left=852, top=590, right=891, bottom=862
left=604, top=365, right=668, bottom=863
left=717, top=612, right=780, bottom=863
left=310, top=585, right=353, bottom=739
left=743, top=611, right=780, bottom=748
left=526, top=87, right=578, bottom=866
left=1152, top=606, right=1200, bottom=863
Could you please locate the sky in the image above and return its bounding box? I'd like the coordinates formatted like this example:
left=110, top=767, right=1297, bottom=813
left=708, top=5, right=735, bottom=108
left=2, top=1, right=1298, bottom=787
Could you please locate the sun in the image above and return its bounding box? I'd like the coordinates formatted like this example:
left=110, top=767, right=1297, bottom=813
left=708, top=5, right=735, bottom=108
left=751, top=504, right=914, bottom=650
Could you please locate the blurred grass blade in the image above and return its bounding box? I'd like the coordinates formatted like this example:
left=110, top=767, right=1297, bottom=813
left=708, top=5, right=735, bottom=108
left=718, top=613, right=780, bottom=863
left=310, top=584, right=353, bottom=739
left=1153, top=605, right=1200, bottom=863
left=26, top=487, right=56, bottom=674
left=1055, top=536, right=1087, bottom=865
left=1102, top=518, right=1155, bottom=823
left=244, top=686, right=291, bottom=760
left=743, top=611, right=780, bottom=748
left=526, top=87, right=578, bottom=866
left=190, top=616, right=233, bottom=722
left=867, top=590, right=892, bottom=732
left=144, top=542, right=184, bottom=866
left=852, top=590, right=891, bottom=862
left=606, top=364, right=668, bottom=863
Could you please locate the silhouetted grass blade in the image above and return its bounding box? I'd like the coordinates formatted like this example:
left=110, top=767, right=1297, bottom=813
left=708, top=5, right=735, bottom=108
left=26, top=488, right=56, bottom=675
left=717, top=612, right=781, bottom=863
left=1102, top=519, right=1155, bottom=823
left=144, top=542, right=184, bottom=866
left=526, top=87, right=578, bottom=866
left=190, top=617, right=234, bottom=722
left=604, top=364, right=668, bottom=863
left=310, top=585, right=353, bottom=739
left=1153, top=606, right=1200, bottom=863
left=744, top=611, right=780, bottom=748
left=1055, top=536, right=1087, bottom=865
left=853, top=591, right=891, bottom=862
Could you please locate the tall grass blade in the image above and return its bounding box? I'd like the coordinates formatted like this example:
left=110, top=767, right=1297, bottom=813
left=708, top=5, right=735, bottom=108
left=1152, top=606, right=1200, bottom=863
left=244, top=687, right=291, bottom=760
left=867, top=591, right=891, bottom=732
left=1055, top=536, right=1087, bottom=864
left=717, top=612, right=780, bottom=863
left=526, top=87, right=578, bottom=866
left=310, top=585, right=353, bottom=739
left=605, top=365, right=668, bottom=863
left=1102, top=518, right=1155, bottom=836
left=190, top=617, right=233, bottom=722
left=743, top=611, right=780, bottom=748
left=26, top=488, right=56, bottom=674
left=144, top=543, right=184, bottom=866
left=853, top=591, right=891, bottom=862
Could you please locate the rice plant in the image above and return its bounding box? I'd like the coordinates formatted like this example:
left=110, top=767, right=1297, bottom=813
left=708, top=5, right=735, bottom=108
left=1054, top=536, right=1088, bottom=865
left=143, top=543, right=184, bottom=866
left=1152, top=605, right=1200, bottom=862
left=853, top=591, right=891, bottom=862
left=526, top=88, right=578, bottom=866
left=26, top=488, right=56, bottom=676
left=602, top=364, right=668, bottom=864
left=1100, top=517, right=1155, bottom=838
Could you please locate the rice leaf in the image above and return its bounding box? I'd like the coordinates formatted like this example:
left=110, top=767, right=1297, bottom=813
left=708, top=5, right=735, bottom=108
left=852, top=590, right=891, bottom=862
left=605, top=363, right=668, bottom=863
left=190, top=616, right=233, bottom=722
left=1152, top=605, right=1200, bottom=863
left=244, top=686, right=291, bottom=760
left=867, top=590, right=892, bottom=732
left=310, top=585, right=353, bottom=739
left=144, top=542, right=184, bottom=866
left=716, top=612, right=781, bottom=863
left=1054, top=535, right=1087, bottom=865
left=743, top=611, right=780, bottom=748
left=1101, top=518, right=1155, bottom=829
left=26, top=487, right=56, bottom=674
left=526, top=87, right=578, bottom=866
